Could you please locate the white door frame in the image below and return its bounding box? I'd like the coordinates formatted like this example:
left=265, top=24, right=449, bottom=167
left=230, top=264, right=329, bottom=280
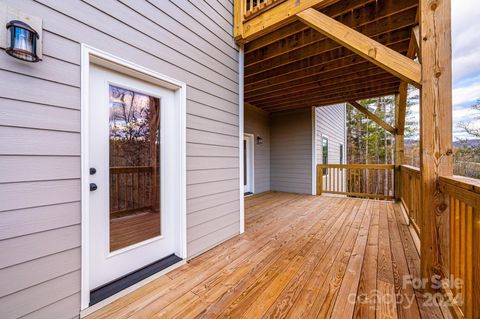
left=243, top=133, right=255, bottom=194
left=80, top=44, right=187, bottom=311
left=311, top=107, right=317, bottom=195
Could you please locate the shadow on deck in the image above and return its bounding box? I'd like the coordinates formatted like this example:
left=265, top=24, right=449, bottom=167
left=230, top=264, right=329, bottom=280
left=88, top=192, right=453, bottom=318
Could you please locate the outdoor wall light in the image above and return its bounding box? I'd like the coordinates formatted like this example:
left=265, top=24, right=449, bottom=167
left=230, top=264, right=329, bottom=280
left=257, top=136, right=263, bottom=145
left=6, top=20, right=40, bottom=62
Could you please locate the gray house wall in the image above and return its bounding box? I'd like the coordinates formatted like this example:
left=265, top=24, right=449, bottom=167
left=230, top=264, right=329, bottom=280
left=315, top=104, right=347, bottom=165
left=0, top=1, right=239, bottom=318
left=244, top=103, right=270, bottom=193
left=270, top=108, right=314, bottom=194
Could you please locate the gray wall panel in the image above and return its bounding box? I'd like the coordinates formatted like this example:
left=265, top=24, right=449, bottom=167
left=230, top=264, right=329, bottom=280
left=270, top=108, right=313, bottom=194
left=0, top=0, right=239, bottom=317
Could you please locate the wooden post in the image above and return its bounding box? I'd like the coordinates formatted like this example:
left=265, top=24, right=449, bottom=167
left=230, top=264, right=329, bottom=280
left=317, top=165, right=323, bottom=195
left=394, top=88, right=407, bottom=201
left=419, top=0, right=453, bottom=288
left=234, top=0, right=245, bottom=41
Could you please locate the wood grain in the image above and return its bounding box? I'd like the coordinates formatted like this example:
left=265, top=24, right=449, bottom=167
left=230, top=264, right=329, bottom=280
left=86, top=192, right=451, bottom=319
left=297, top=8, right=421, bottom=86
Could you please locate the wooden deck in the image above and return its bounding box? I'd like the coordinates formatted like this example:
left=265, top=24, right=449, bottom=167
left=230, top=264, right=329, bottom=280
left=88, top=192, right=453, bottom=319
left=110, top=211, right=160, bottom=251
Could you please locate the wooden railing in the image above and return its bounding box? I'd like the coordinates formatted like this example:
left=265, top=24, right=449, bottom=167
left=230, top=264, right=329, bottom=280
left=316, top=164, right=395, bottom=200
left=439, top=176, right=480, bottom=318
left=399, top=165, right=421, bottom=235
left=244, top=0, right=286, bottom=20
left=109, top=166, right=158, bottom=218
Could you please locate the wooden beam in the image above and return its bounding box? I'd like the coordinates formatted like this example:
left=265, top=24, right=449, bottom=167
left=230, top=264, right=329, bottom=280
left=412, top=25, right=421, bottom=63
left=394, top=91, right=406, bottom=200
left=247, top=73, right=397, bottom=103
left=245, top=44, right=409, bottom=94
left=246, top=67, right=395, bottom=100
left=245, top=1, right=418, bottom=68
left=244, top=0, right=381, bottom=53
left=234, top=0, right=245, bottom=41
left=262, top=86, right=399, bottom=113
left=396, top=82, right=408, bottom=136
left=240, top=0, right=340, bottom=42
left=256, top=83, right=399, bottom=109
left=245, top=27, right=413, bottom=77
left=419, top=0, right=453, bottom=288
left=297, top=8, right=422, bottom=87
left=349, top=101, right=396, bottom=135
left=250, top=78, right=400, bottom=108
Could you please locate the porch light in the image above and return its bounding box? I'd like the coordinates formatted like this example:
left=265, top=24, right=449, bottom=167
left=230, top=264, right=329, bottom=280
left=6, top=20, right=40, bottom=62
left=256, top=136, right=263, bottom=145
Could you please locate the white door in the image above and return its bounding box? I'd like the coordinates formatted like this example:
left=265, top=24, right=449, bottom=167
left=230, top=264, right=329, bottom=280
left=243, top=134, right=254, bottom=194
left=88, top=64, right=182, bottom=291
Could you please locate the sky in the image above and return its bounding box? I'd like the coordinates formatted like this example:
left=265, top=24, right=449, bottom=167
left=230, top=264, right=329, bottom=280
left=451, top=0, right=480, bottom=139
left=409, top=0, right=480, bottom=140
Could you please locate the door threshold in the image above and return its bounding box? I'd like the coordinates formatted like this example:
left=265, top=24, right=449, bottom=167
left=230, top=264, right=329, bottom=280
left=90, top=254, right=182, bottom=306
left=81, top=257, right=185, bottom=317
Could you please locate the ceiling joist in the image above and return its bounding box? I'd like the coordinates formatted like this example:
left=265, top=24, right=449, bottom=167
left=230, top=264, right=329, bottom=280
left=297, top=8, right=422, bottom=87
left=241, top=0, right=341, bottom=42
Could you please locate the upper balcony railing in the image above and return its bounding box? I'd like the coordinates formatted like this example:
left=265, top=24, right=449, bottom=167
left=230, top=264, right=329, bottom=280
left=234, top=0, right=339, bottom=42
left=244, top=0, right=286, bottom=20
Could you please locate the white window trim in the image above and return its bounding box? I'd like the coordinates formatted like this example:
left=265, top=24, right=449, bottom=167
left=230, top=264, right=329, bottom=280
left=80, top=44, right=187, bottom=313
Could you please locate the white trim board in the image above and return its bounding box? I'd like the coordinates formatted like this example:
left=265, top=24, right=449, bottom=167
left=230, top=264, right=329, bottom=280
left=238, top=46, right=245, bottom=234
left=80, top=44, right=187, bottom=311
left=244, top=133, right=255, bottom=195
left=311, top=106, right=317, bottom=195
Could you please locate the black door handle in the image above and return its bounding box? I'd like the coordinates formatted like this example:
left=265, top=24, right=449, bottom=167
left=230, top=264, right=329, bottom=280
left=90, top=167, right=96, bottom=175
left=90, top=183, right=98, bottom=191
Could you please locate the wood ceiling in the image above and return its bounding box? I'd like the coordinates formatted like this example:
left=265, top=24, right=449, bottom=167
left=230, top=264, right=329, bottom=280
left=243, top=0, right=419, bottom=113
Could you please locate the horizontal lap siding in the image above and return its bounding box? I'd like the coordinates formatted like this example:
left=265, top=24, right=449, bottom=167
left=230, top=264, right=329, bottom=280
left=315, top=104, right=347, bottom=165
left=0, top=0, right=239, bottom=318
left=270, top=109, right=313, bottom=194
left=244, top=103, right=271, bottom=193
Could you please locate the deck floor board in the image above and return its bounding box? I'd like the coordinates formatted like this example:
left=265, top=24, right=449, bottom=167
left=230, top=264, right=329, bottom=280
left=87, top=192, right=452, bottom=319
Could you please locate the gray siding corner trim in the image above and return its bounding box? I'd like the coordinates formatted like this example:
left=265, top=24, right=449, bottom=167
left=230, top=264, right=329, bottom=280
left=0, top=0, right=240, bottom=318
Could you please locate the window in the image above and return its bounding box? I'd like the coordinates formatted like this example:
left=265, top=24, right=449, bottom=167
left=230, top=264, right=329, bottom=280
left=340, top=144, right=344, bottom=165
left=322, top=137, right=328, bottom=175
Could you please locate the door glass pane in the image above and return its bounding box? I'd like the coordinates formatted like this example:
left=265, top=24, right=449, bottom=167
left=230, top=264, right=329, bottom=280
left=109, top=85, right=161, bottom=252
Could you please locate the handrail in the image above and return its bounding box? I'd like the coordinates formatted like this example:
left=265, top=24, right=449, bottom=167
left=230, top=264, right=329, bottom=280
left=317, top=164, right=395, bottom=200
left=438, top=175, right=480, bottom=318
left=400, top=164, right=420, bottom=174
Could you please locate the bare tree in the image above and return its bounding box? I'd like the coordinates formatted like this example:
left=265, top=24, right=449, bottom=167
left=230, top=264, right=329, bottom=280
left=458, top=100, right=480, bottom=138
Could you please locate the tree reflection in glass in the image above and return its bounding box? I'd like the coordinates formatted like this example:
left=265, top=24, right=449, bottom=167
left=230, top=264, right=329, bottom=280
left=108, top=85, right=161, bottom=252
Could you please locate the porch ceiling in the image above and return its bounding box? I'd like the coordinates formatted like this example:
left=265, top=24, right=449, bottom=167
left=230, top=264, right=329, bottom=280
left=244, top=0, right=418, bottom=112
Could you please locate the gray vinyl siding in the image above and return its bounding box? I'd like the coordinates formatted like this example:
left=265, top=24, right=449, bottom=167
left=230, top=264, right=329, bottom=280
left=315, top=104, right=347, bottom=165
left=0, top=1, right=239, bottom=318
left=270, top=108, right=313, bottom=194
left=244, top=103, right=270, bottom=193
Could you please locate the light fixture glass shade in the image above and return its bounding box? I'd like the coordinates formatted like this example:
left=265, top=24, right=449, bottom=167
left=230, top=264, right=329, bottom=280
left=6, top=20, right=40, bottom=62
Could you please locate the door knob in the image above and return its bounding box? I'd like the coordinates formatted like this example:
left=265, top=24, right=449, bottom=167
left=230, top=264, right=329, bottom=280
left=90, top=183, right=98, bottom=191
left=90, top=167, right=96, bottom=175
